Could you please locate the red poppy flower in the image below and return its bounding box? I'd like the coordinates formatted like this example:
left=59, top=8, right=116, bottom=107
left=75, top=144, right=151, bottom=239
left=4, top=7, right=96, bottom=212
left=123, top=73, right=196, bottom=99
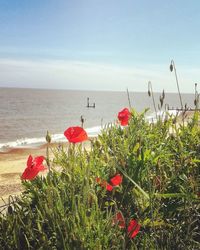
left=96, top=177, right=113, bottom=191
left=96, top=174, right=123, bottom=192
left=127, top=219, right=141, bottom=239
left=64, top=126, right=88, bottom=143
left=118, top=108, right=131, bottom=126
left=21, top=155, right=47, bottom=180
left=113, top=211, right=126, bottom=229
left=103, top=181, right=113, bottom=191
left=110, top=174, right=123, bottom=186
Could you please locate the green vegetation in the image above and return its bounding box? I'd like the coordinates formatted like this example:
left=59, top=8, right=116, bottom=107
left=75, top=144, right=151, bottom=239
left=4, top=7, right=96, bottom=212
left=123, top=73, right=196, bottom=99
left=0, top=110, right=200, bottom=249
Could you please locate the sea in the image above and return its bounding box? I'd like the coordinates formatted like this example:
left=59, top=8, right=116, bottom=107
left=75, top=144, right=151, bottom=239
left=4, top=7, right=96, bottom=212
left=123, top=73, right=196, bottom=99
left=0, top=87, right=196, bottom=152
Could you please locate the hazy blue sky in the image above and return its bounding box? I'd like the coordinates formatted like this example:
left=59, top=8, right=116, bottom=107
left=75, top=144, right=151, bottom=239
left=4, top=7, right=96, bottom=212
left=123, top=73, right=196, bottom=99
left=0, top=0, right=200, bottom=92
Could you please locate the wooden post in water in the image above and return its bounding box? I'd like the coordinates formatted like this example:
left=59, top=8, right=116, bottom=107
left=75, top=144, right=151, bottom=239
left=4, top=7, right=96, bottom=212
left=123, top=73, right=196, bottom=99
left=87, top=97, right=89, bottom=108
left=87, top=97, right=95, bottom=108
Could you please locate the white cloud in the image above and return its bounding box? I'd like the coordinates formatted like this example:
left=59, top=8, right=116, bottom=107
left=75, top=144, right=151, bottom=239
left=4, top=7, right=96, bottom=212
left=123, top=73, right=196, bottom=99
left=0, top=58, right=198, bottom=93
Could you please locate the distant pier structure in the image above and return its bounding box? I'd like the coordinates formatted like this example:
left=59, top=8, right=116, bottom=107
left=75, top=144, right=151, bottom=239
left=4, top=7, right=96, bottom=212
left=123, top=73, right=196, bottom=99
left=87, top=97, right=95, bottom=108
left=168, top=106, right=200, bottom=112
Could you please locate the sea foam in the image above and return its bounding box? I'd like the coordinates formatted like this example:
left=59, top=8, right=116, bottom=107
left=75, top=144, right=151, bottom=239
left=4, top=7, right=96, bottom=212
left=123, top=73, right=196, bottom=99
left=0, top=126, right=102, bottom=152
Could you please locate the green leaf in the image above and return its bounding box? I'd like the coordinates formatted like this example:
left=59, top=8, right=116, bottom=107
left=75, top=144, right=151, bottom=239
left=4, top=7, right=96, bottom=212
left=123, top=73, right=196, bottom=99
left=117, top=166, right=150, bottom=200
left=154, top=193, right=186, bottom=198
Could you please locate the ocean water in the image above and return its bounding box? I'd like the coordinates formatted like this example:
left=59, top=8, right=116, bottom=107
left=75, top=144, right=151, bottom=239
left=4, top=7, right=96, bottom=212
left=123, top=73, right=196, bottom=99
left=0, top=87, right=196, bottom=151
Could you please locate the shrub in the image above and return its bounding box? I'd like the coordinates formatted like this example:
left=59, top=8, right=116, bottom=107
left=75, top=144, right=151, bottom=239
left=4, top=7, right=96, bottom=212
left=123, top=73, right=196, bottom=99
left=0, top=109, right=200, bottom=249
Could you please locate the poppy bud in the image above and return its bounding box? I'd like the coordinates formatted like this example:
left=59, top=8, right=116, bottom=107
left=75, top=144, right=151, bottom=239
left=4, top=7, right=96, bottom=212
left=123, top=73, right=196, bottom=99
left=194, top=99, right=197, bottom=106
left=80, top=115, right=85, bottom=128
left=172, top=117, right=177, bottom=124
left=148, top=90, right=151, bottom=97
left=160, top=96, right=163, bottom=108
left=162, top=89, right=165, bottom=99
left=170, top=64, right=173, bottom=72
left=7, top=205, right=13, bottom=215
left=46, top=131, right=51, bottom=143
left=95, top=140, right=101, bottom=148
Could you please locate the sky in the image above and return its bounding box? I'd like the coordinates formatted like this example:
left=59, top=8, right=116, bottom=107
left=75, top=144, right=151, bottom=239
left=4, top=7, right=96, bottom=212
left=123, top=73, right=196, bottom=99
left=0, top=0, right=200, bottom=93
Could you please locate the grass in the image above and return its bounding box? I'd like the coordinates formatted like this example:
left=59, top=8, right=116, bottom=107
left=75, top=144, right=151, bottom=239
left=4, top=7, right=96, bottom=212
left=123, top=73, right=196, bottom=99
left=0, top=109, right=200, bottom=249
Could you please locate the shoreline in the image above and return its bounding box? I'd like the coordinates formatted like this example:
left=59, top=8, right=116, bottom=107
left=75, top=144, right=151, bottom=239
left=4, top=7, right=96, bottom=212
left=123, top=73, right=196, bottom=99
left=0, top=126, right=102, bottom=153
left=0, top=110, right=196, bottom=153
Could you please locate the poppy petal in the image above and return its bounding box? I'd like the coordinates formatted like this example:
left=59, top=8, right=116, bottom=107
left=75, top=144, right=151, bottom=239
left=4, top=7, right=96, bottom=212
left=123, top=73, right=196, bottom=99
left=21, top=167, right=40, bottom=180
left=118, top=108, right=131, bottom=126
left=21, top=155, right=46, bottom=180
left=113, top=211, right=125, bottom=229
left=106, top=183, right=113, bottom=191
left=120, top=117, right=129, bottom=126
left=127, top=219, right=141, bottom=239
left=27, top=155, right=33, bottom=168
left=33, top=156, right=45, bottom=166
left=21, top=164, right=47, bottom=180
left=64, top=126, right=88, bottom=143
left=100, top=180, right=113, bottom=191
left=36, top=164, right=47, bottom=172
left=110, top=174, right=123, bottom=186
left=96, top=178, right=113, bottom=191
